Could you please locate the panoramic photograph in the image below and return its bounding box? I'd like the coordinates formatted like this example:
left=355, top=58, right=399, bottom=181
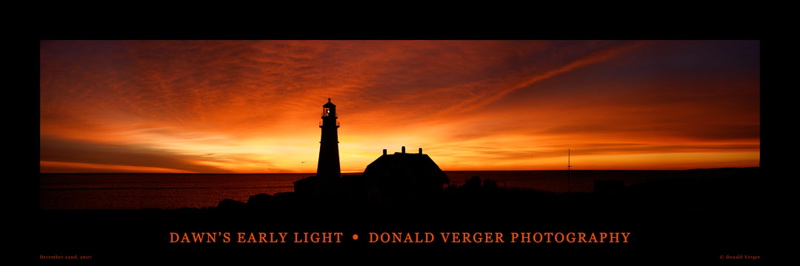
left=37, top=40, right=765, bottom=263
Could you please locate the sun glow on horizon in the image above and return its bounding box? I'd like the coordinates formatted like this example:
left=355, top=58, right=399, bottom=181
left=40, top=40, right=760, bottom=173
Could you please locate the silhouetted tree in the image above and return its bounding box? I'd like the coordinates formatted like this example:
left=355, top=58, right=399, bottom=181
left=461, top=175, right=482, bottom=192
left=483, top=179, right=498, bottom=190
left=217, top=199, right=246, bottom=209
left=247, top=193, right=273, bottom=209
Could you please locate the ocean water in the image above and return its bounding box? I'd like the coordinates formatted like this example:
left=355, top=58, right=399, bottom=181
left=39, top=171, right=680, bottom=210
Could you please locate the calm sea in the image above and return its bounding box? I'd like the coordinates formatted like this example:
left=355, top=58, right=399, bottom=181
left=39, top=171, right=680, bottom=210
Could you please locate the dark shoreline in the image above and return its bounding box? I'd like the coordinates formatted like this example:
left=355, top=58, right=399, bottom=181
left=39, top=168, right=762, bottom=210
left=36, top=167, right=769, bottom=263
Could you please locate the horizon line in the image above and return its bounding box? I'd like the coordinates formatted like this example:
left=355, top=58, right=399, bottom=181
left=39, top=166, right=761, bottom=175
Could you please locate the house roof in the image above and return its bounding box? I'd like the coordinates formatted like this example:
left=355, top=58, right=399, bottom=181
left=363, top=152, right=449, bottom=185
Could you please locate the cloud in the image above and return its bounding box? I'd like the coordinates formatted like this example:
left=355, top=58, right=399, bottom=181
left=41, top=40, right=644, bottom=133
left=40, top=137, right=236, bottom=173
left=40, top=40, right=761, bottom=172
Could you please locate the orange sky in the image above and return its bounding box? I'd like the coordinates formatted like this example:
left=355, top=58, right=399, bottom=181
left=39, top=40, right=760, bottom=173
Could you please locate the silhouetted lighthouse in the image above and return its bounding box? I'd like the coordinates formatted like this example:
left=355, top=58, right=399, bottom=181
left=316, top=98, right=341, bottom=182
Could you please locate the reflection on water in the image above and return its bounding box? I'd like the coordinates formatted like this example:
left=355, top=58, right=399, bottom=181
left=40, top=171, right=679, bottom=210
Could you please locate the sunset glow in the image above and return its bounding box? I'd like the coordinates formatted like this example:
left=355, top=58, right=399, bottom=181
left=40, top=40, right=760, bottom=173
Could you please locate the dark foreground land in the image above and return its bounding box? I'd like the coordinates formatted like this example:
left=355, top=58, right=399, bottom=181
left=36, top=168, right=771, bottom=264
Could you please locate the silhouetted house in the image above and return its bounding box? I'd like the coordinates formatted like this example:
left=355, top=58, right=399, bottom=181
left=361, top=147, right=450, bottom=205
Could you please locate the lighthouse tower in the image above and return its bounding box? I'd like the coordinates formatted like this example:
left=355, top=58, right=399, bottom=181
left=316, top=98, right=341, bottom=191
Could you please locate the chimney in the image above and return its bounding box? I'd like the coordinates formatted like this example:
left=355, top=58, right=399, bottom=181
left=419, top=148, right=423, bottom=154
left=383, top=149, right=387, bottom=155
left=402, top=146, right=406, bottom=154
